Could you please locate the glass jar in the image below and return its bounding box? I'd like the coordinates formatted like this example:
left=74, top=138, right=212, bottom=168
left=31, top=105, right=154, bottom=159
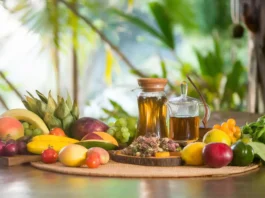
left=136, top=78, right=168, bottom=138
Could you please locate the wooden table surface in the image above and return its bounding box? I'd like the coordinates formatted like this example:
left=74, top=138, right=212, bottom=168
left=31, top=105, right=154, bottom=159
left=0, top=111, right=264, bottom=198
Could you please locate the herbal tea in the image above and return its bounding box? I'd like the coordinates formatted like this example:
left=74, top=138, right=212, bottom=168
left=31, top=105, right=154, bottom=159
left=137, top=96, right=168, bottom=138
left=169, top=116, right=200, bottom=143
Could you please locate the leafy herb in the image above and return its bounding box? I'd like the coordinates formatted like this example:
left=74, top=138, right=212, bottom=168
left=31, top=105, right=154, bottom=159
left=242, top=115, right=265, bottom=143
left=248, top=142, right=265, bottom=162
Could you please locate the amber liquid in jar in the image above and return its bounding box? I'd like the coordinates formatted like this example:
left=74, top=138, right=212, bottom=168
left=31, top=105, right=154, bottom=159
left=137, top=95, right=168, bottom=138
left=169, top=116, right=199, bottom=143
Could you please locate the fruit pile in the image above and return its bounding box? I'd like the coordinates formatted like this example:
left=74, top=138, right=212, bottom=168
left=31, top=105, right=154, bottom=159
left=181, top=120, right=255, bottom=168
left=0, top=136, right=31, bottom=157
left=213, top=118, right=241, bottom=144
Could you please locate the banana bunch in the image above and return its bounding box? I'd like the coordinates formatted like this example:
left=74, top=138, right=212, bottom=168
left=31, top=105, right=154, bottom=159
left=22, top=90, right=79, bottom=136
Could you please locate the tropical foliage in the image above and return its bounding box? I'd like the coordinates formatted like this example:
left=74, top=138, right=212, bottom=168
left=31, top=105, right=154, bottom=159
left=0, top=0, right=248, bottom=117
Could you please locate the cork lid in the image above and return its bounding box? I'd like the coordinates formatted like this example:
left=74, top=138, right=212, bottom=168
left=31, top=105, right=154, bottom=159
left=138, top=78, right=167, bottom=92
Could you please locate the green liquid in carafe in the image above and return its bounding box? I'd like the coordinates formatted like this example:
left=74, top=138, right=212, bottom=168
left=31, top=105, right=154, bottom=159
left=136, top=96, right=168, bottom=138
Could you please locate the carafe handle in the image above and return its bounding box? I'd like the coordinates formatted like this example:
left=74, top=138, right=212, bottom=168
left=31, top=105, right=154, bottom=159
left=199, top=102, right=211, bottom=128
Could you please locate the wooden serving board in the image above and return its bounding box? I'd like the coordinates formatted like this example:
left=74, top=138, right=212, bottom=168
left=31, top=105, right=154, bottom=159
left=109, top=151, right=182, bottom=167
left=0, top=155, right=41, bottom=166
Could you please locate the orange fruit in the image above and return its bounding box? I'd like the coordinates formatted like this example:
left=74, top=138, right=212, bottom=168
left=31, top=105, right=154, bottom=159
left=50, top=128, right=66, bottom=137
left=221, top=122, right=229, bottom=132
left=227, top=119, right=236, bottom=127
left=230, top=126, right=237, bottom=133
left=213, top=124, right=221, bottom=129
left=234, top=130, right=241, bottom=139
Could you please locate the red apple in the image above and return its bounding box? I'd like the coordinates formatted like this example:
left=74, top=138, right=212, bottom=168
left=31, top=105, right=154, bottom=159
left=202, top=143, right=233, bottom=168
left=87, top=147, right=109, bottom=165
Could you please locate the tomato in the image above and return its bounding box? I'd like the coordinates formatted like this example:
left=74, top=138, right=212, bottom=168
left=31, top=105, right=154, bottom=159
left=41, top=147, right=58, bottom=164
left=50, top=128, right=66, bottom=137
left=86, top=152, right=100, bottom=168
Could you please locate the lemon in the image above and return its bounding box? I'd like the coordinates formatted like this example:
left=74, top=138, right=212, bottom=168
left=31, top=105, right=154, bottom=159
left=181, top=142, right=205, bottom=166
left=203, top=129, right=231, bottom=146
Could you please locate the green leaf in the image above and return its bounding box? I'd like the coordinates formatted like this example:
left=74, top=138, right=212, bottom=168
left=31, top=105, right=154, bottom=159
left=248, top=142, right=265, bottom=161
left=149, top=2, right=174, bottom=49
left=160, top=57, right=167, bottom=78
left=164, top=0, right=197, bottom=32
left=111, top=8, right=166, bottom=45
left=36, top=90, right=48, bottom=104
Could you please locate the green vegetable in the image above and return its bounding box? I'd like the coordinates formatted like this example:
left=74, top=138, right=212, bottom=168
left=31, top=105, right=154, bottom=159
left=231, top=141, right=254, bottom=166
left=248, top=142, right=265, bottom=162
left=242, top=115, right=265, bottom=143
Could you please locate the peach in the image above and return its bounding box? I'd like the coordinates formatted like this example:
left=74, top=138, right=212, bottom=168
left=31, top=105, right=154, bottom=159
left=87, top=147, right=109, bottom=165
left=0, top=117, right=24, bottom=140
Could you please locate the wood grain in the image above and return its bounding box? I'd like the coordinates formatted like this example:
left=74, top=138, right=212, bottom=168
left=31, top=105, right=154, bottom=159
left=109, top=151, right=182, bottom=167
left=0, top=155, right=41, bottom=166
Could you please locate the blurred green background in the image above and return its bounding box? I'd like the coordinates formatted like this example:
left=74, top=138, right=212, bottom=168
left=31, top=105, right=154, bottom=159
left=0, top=0, right=249, bottom=120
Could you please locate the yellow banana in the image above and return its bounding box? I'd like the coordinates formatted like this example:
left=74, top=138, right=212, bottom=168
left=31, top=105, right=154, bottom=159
left=27, top=141, right=73, bottom=154
left=32, top=135, right=78, bottom=143
left=1, top=109, right=49, bottom=134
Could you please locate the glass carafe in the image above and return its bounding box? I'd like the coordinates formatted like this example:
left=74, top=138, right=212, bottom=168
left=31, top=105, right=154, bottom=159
left=136, top=78, right=168, bottom=138
left=167, top=81, right=210, bottom=144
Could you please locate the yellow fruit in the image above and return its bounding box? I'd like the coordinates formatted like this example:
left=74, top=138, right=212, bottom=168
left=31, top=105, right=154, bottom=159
left=155, top=152, right=170, bottom=158
left=181, top=142, right=205, bottom=166
left=203, top=129, right=231, bottom=146
left=27, top=141, right=73, bottom=154
left=32, top=135, right=78, bottom=143
left=59, top=144, right=87, bottom=167
left=1, top=109, right=49, bottom=134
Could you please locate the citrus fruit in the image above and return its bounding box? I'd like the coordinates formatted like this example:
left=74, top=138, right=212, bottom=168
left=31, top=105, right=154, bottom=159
left=181, top=142, right=206, bottom=166
left=203, top=129, right=231, bottom=146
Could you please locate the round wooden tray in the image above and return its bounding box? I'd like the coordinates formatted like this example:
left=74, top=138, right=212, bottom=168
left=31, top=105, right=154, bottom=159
left=31, top=161, right=259, bottom=178
left=109, top=151, right=182, bottom=166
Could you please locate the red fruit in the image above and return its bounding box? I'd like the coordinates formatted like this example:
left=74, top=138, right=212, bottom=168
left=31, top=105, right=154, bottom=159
left=202, top=143, right=233, bottom=168
left=70, top=117, right=109, bottom=140
left=0, top=117, right=24, bottom=140
left=87, top=147, right=109, bottom=165
left=86, top=152, right=100, bottom=168
left=4, top=143, right=18, bottom=156
left=50, top=128, right=66, bottom=137
left=42, top=147, right=58, bottom=164
left=0, top=141, right=5, bottom=156
left=82, top=133, right=103, bottom=141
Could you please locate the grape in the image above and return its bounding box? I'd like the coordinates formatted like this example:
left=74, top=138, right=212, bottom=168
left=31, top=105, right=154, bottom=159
left=32, top=128, right=42, bottom=136
left=29, top=125, right=35, bottom=130
left=115, top=118, right=127, bottom=127
left=127, top=118, right=137, bottom=130
left=25, top=129, right=33, bottom=136
left=115, top=130, right=122, bottom=139
left=107, top=117, right=137, bottom=144
left=107, top=129, right=115, bottom=136
left=121, top=127, right=129, bottom=133
left=122, top=131, right=130, bottom=139
left=22, top=122, right=30, bottom=129
left=128, top=130, right=135, bottom=137
left=108, top=122, right=115, bottom=127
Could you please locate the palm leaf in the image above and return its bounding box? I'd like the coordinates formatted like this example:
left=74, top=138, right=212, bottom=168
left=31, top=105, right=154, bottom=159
left=149, top=2, right=174, bottom=49
left=111, top=8, right=166, bottom=45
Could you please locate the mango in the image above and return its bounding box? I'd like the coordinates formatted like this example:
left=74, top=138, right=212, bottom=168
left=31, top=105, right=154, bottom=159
left=0, top=117, right=24, bottom=140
